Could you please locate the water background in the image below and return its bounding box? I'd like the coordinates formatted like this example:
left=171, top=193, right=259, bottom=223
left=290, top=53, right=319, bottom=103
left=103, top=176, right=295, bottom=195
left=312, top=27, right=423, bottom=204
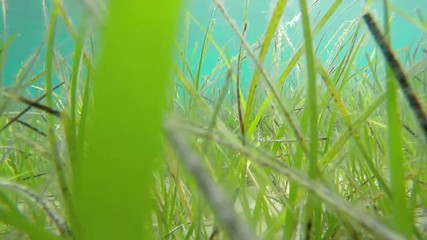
left=1, top=0, right=426, bottom=93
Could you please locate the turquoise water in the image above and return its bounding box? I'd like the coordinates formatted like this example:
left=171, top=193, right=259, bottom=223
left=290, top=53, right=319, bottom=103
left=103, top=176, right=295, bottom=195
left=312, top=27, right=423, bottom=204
left=1, top=0, right=426, bottom=92
left=0, top=0, right=81, bottom=87
left=183, top=0, right=427, bottom=92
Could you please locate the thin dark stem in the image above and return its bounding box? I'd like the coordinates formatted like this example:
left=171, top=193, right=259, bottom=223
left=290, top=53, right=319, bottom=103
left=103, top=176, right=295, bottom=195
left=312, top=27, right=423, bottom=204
left=0, top=81, right=64, bottom=133
left=363, top=13, right=427, bottom=140
left=13, top=118, right=47, bottom=137
left=3, top=93, right=61, bottom=117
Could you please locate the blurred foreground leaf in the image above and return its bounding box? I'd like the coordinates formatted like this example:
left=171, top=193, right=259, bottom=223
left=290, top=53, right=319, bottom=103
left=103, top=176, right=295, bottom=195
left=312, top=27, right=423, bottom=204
left=74, top=1, right=181, bottom=239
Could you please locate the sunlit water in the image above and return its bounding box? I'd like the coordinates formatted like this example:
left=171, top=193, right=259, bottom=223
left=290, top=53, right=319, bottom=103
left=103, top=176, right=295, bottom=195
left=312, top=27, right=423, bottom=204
left=1, top=0, right=426, bottom=93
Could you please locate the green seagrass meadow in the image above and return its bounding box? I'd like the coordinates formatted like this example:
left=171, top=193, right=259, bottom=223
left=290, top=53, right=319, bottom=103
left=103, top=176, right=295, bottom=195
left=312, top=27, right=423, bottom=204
left=0, top=0, right=426, bottom=239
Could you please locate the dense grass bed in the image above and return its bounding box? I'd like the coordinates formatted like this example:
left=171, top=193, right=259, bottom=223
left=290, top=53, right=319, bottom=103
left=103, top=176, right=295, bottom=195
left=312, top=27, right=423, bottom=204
left=0, top=0, right=426, bottom=239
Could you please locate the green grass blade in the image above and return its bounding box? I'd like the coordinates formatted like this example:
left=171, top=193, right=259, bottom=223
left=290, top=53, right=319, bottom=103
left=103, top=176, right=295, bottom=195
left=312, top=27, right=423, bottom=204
left=247, top=0, right=344, bottom=137
left=188, top=12, right=231, bottom=68
left=364, top=6, right=412, bottom=238
left=317, top=61, right=391, bottom=197
left=321, top=92, right=387, bottom=165
left=203, top=69, right=232, bottom=150
left=0, top=206, right=59, bottom=240
left=299, top=0, right=320, bottom=238
left=66, top=24, right=85, bottom=183
left=389, top=2, right=427, bottom=34
left=194, top=10, right=215, bottom=91
left=76, top=59, right=92, bottom=165
left=74, top=1, right=181, bottom=239
left=299, top=0, right=318, bottom=178
left=0, top=180, right=70, bottom=237
left=244, top=0, right=288, bottom=131
left=0, top=34, right=17, bottom=86
left=215, top=0, right=308, bottom=154
left=69, top=26, right=85, bottom=140
left=165, top=122, right=258, bottom=240
left=45, top=2, right=74, bottom=230
left=174, top=120, right=404, bottom=240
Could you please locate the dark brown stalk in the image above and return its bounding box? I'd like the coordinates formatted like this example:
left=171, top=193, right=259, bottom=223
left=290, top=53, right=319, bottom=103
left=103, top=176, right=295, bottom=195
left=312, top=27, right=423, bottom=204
left=237, top=23, right=248, bottom=144
left=11, top=117, right=46, bottom=137
left=363, top=13, right=427, bottom=140
left=3, top=92, right=62, bottom=117
left=0, top=81, right=64, bottom=133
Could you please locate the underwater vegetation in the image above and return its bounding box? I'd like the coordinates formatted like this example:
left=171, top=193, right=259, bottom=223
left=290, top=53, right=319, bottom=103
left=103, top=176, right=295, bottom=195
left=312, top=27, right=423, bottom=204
left=0, top=0, right=426, bottom=239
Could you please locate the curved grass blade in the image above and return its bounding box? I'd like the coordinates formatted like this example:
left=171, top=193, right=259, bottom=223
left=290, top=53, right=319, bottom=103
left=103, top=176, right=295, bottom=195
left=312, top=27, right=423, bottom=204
left=214, top=0, right=308, bottom=154
left=0, top=206, right=60, bottom=240
left=0, top=180, right=70, bottom=237
left=317, top=61, right=391, bottom=197
left=388, top=3, right=427, bottom=34
left=321, top=92, right=387, bottom=166
left=165, top=124, right=258, bottom=240
left=0, top=34, right=17, bottom=86
left=203, top=68, right=232, bottom=151
left=0, top=43, right=43, bottom=115
left=43, top=4, right=75, bottom=231
left=194, top=9, right=215, bottom=91
left=247, top=0, right=344, bottom=137
left=243, top=0, right=288, bottom=131
left=169, top=119, right=404, bottom=240
left=187, top=12, right=231, bottom=68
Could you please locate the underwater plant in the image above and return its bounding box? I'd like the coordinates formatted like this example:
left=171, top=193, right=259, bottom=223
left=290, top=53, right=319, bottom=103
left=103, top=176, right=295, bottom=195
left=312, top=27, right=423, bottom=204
left=0, top=0, right=426, bottom=239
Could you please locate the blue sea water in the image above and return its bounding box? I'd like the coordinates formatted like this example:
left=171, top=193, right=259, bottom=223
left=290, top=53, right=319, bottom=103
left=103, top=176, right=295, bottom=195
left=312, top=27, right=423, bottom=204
left=1, top=0, right=426, bottom=93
